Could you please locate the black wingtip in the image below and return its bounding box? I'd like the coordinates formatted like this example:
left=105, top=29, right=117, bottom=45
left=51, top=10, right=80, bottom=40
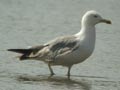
left=7, top=49, right=22, bottom=52
left=7, top=49, right=14, bottom=51
left=7, top=49, right=32, bottom=54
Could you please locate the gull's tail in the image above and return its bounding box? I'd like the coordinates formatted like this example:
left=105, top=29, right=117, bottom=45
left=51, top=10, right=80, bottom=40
left=7, top=49, right=34, bottom=60
left=7, top=45, right=45, bottom=60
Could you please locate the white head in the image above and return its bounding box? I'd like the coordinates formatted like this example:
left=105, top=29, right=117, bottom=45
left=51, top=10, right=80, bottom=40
left=81, top=10, right=111, bottom=27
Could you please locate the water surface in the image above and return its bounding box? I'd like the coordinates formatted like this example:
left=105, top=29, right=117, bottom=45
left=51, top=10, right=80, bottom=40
left=0, top=0, right=120, bottom=90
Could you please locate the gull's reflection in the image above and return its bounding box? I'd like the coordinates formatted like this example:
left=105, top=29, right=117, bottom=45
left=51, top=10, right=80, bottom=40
left=17, top=74, right=91, bottom=90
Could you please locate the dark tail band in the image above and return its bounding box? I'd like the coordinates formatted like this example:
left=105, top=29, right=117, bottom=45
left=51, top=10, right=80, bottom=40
left=7, top=49, right=32, bottom=54
left=7, top=49, right=33, bottom=60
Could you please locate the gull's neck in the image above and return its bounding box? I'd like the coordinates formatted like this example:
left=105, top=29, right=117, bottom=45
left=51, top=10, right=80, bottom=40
left=75, top=14, right=96, bottom=38
left=75, top=25, right=96, bottom=38
left=75, top=24, right=96, bottom=54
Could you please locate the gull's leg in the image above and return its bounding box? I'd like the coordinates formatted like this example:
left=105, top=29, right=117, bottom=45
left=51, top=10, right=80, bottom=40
left=48, top=62, right=55, bottom=76
left=67, top=66, right=72, bottom=79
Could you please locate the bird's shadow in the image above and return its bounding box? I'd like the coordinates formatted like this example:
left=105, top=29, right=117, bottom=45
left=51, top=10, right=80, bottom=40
left=16, top=74, right=91, bottom=90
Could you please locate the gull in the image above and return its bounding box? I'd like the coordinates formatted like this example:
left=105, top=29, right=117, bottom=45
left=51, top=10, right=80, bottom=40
left=8, top=10, right=111, bottom=79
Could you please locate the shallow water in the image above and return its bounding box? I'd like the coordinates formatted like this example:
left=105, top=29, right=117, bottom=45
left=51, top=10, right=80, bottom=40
left=0, top=0, right=120, bottom=90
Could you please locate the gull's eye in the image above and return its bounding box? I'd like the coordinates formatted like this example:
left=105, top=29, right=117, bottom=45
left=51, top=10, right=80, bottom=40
left=94, top=15, right=98, bottom=18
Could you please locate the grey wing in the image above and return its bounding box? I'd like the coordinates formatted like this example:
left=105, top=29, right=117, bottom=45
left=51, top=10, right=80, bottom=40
left=27, top=35, right=79, bottom=61
left=47, top=35, right=79, bottom=60
left=26, top=45, right=48, bottom=58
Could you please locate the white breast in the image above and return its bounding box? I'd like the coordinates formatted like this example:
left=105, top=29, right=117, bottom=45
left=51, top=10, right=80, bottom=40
left=54, top=27, right=96, bottom=66
left=74, top=27, right=96, bottom=63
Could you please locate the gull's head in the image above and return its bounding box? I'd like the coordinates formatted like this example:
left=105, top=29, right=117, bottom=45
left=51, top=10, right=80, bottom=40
left=81, top=10, right=111, bottom=27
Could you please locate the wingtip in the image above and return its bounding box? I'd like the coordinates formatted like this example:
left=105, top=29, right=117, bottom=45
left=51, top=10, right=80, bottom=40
left=7, top=49, right=11, bottom=51
left=7, top=49, right=15, bottom=51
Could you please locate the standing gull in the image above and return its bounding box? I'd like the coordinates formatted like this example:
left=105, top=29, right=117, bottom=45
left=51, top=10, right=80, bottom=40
left=8, top=10, right=111, bottom=79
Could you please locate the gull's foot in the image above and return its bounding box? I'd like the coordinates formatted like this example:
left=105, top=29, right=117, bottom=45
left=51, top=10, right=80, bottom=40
left=50, top=72, right=55, bottom=76
left=67, top=75, right=71, bottom=80
left=48, top=73, right=55, bottom=79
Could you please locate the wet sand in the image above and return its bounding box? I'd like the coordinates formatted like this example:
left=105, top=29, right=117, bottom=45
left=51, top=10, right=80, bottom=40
left=0, top=0, right=120, bottom=90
